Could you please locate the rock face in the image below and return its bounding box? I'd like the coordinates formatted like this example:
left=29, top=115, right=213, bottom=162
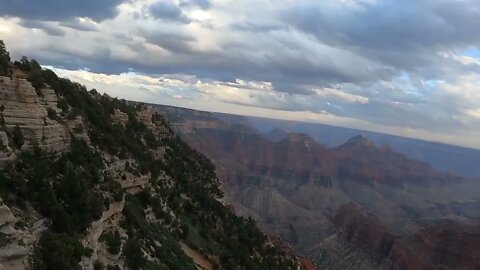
left=0, top=204, right=15, bottom=228
left=0, top=76, right=70, bottom=153
left=0, top=130, right=14, bottom=166
left=65, top=116, right=90, bottom=143
left=138, top=106, right=174, bottom=140
left=40, top=87, right=60, bottom=112
left=333, top=204, right=396, bottom=255
left=0, top=200, right=44, bottom=269
left=111, top=109, right=129, bottom=127
left=137, top=106, right=155, bottom=129
left=334, top=204, right=480, bottom=270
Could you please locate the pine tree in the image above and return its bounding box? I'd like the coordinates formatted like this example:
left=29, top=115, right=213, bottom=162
left=0, top=40, right=10, bottom=76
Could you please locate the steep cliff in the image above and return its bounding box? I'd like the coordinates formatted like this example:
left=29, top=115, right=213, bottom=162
left=0, top=76, right=70, bottom=152
left=0, top=50, right=300, bottom=269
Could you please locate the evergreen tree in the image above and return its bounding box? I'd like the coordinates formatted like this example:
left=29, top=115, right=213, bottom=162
left=12, top=125, right=25, bottom=148
left=0, top=40, right=10, bottom=76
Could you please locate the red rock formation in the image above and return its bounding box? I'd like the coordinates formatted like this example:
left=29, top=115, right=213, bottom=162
left=335, top=135, right=440, bottom=186
left=333, top=203, right=395, bottom=253
left=415, top=221, right=480, bottom=270
left=388, top=241, right=424, bottom=270
left=334, top=204, right=480, bottom=270
left=298, top=258, right=317, bottom=270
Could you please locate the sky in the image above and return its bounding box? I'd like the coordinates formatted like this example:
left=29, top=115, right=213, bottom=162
left=0, top=0, right=480, bottom=149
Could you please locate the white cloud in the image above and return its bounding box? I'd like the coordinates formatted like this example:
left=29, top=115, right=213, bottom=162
left=2, top=0, right=480, bottom=148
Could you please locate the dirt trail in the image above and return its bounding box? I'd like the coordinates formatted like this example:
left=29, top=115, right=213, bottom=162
left=180, top=241, right=213, bottom=270
left=80, top=199, right=125, bottom=269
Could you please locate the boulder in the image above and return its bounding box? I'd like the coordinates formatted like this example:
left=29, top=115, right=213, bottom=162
left=0, top=205, right=15, bottom=227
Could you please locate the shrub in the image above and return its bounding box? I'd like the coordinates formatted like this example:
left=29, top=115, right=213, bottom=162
left=12, top=125, right=24, bottom=148
left=30, top=232, right=88, bottom=270
left=100, top=231, right=122, bottom=255
left=47, top=107, right=57, bottom=120
left=122, top=238, right=145, bottom=269
left=27, top=69, right=45, bottom=93
left=0, top=40, right=10, bottom=76
left=57, top=98, right=69, bottom=113
left=93, top=260, right=105, bottom=270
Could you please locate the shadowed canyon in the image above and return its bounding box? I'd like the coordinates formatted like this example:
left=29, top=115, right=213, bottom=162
left=156, top=105, right=480, bottom=270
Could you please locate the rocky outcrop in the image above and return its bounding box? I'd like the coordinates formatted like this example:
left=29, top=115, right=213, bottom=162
left=111, top=109, right=129, bottom=127
left=298, top=258, right=316, bottom=270
left=333, top=204, right=396, bottom=254
left=0, top=204, right=15, bottom=232
left=65, top=116, right=89, bottom=143
left=139, top=106, right=174, bottom=140
left=40, top=87, right=60, bottom=112
left=137, top=106, right=155, bottom=129
left=0, top=130, right=14, bottom=166
left=0, top=199, right=45, bottom=270
left=408, top=222, right=480, bottom=270
left=333, top=204, right=480, bottom=270
left=0, top=76, right=70, bottom=153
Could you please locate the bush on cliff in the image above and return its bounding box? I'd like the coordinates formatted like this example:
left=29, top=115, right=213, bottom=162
left=0, top=40, right=9, bottom=76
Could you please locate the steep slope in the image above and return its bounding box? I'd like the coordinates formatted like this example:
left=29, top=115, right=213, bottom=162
left=155, top=104, right=480, bottom=270
left=0, top=47, right=300, bottom=269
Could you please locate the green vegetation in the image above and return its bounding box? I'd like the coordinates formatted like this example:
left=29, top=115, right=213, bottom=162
left=99, top=231, right=122, bottom=255
left=11, top=125, right=24, bottom=148
left=47, top=107, right=57, bottom=120
left=0, top=41, right=296, bottom=269
left=94, top=260, right=105, bottom=270
left=121, top=194, right=196, bottom=270
left=0, top=40, right=9, bottom=76
left=0, top=140, right=105, bottom=234
left=30, top=232, right=90, bottom=270
left=14, top=56, right=45, bottom=93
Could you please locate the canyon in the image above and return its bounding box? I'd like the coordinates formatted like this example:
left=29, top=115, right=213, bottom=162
left=156, top=105, right=480, bottom=270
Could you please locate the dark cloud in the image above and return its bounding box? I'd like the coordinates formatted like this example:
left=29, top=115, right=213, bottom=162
left=282, top=0, right=480, bottom=74
left=6, top=0, right=480, bottom=138
left=18, top=19, right=65, bottom=36
left=149, top=1, right=191, bottom=24
left=179, top=0, right=211, bottom=10
left=0, top=0, right=126, bottom=22
left=141, top=30, right=196, bottom=54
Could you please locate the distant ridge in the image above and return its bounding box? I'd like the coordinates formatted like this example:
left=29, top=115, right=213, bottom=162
left=151, top=104, right=480, bottom=177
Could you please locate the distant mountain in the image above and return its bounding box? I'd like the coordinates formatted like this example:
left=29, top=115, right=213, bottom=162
left=156, top=106, right=480, bottom=177
left=243, top=116, right=480, bottom=177
left=264, top=128, right=289, bottom=142
left=155, top=104, right=480, bottom=270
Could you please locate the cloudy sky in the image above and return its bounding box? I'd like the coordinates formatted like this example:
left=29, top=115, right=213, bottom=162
left=1, top=0, right=480, bottom=148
